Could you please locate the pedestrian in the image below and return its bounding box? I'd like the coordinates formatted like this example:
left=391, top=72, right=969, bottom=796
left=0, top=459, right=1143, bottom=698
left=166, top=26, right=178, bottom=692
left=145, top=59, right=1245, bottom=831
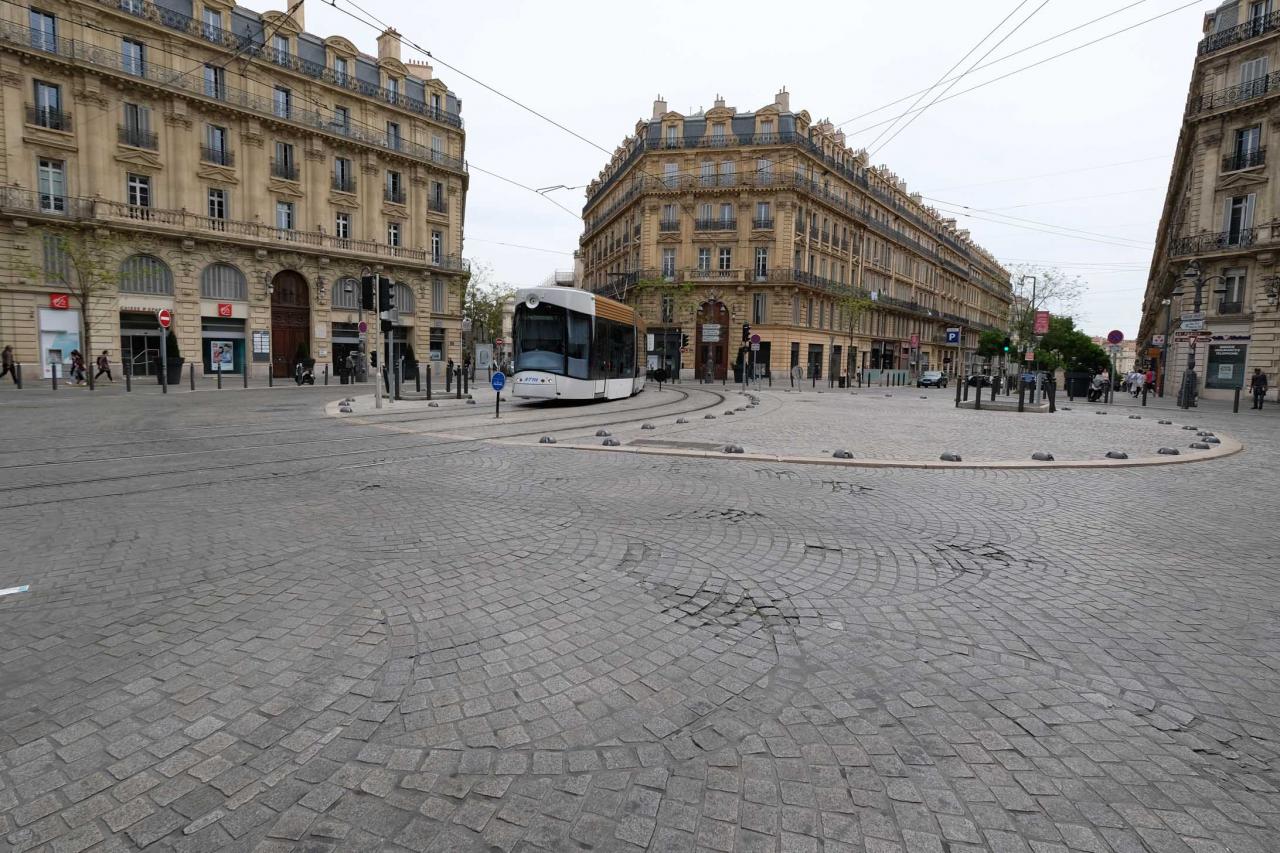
left=1249, top=367, right=1268, bottom=410
left=446, top=357, right=454, bottom=391
left=1129, top=370, right=1143, bottom=397
left=344, top=351, right=355, bottom=381
left=69, top=349, right=86, bottom=385
left=94, top=350, right=113, bottom=383
left=1145, top=366, right=1156, bottom=394
left=0, top=345, right=14, bottom=384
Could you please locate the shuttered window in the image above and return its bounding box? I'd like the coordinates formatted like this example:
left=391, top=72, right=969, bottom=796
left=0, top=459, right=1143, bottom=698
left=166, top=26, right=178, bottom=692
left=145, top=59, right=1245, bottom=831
left=333, top=277, right=360, bottom=309
left=119, top=254, right=172, bottom=294
left=42, top=234, right=69, bottom=281
left=199, top=262, right=246, bottom=300
left=432, top=278, right=446, bottom=312
left=394, top=282, right=415, bottom=312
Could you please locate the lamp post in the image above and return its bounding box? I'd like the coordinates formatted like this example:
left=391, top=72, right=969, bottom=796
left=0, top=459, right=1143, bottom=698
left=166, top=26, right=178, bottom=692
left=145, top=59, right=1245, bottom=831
left=1159, top=297, right=1172, bottom=396
left=1177, top=261, right=1228, bottom=408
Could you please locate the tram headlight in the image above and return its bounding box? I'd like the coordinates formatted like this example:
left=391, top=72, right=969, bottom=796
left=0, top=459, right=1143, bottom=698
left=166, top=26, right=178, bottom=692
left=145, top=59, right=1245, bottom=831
left=525, top=293, right=540, bottom=309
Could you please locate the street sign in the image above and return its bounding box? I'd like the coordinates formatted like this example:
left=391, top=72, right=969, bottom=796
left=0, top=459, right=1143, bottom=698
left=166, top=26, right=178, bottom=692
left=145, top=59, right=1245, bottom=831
left=1024, top=350, right=1034, bottom=362
left=1197, top=331, right=1212, bottom=341
left=909, top=333, right=919, bottom=348
left=749, top=333, right=760, bottom=345
left=1107, top=329, right=1124, bottom=345
left=1172, top=331, right=1192, bottom=342
left=48, top=293, right=70, bottom=310
left=1152, top=334, right=1166, bottom=346
left=1181, top=311, right=1205, bottom=322
left=701, top=323, right=721, bottom=342
left=945, top=328, right=961, bottom=344
left=495, top=338, right=505, bottom=347
left=750, top=342, right=760, bottom=352
left=358, top=321, right=368, bottom=333
left=491, top=371, right=506, bottom=391
left=1109, top=345, right=1122, bottom=355
left=492, top=372, right=506, bottom=419
left=1180, top=319, right=1206, bottom=331
left=1034, top=311, right=1051, bottom=335
left=157, top=309, right=172, bottom=329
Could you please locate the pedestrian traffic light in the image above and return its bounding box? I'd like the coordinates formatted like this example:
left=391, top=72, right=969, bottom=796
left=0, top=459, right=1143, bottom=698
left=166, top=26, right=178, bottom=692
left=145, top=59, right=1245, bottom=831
left=742, top=323, right=751, bottom=342
left=377, top=276, right=395, bottom=313
left=360, top=274, right=376, bottom=311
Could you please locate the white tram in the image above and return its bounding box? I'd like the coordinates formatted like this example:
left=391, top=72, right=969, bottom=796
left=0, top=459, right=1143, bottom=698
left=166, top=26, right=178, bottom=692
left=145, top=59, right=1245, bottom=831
left=511, top=287, right=646, bottom=401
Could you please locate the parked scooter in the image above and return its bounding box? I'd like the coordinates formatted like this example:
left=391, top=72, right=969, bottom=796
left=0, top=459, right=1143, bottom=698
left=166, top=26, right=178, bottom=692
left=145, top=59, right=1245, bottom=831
left=294, top=360, right=315, bottom=385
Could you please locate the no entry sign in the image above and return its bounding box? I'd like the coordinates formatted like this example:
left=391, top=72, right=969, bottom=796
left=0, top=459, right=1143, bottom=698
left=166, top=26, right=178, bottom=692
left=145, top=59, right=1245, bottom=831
left=157, top=309, right=172, bottom=329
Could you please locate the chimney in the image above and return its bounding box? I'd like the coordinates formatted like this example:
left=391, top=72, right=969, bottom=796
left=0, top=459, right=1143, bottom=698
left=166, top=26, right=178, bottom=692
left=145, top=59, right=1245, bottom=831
left=377, top=27, right=401, bottom=62
left=714, top=94, right=726, bottom=109
left=407, top=59, right=434, bottom=79
left=775, top=87, right=790, bottom=112
left=652, top=94, right=667, bottom=118
left=289, top=0, right=305, bottom=30
left=834, top=130, right=845, bottom=147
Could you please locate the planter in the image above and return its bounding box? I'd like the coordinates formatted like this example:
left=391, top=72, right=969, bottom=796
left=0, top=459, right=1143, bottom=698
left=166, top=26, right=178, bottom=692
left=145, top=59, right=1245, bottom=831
left=156, top=358, right=185, bottom=385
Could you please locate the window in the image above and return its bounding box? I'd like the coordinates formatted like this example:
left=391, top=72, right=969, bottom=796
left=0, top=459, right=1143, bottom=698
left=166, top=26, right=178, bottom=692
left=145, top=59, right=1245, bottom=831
left=127, top=173, right=151, bottom=209
left=700, top=160, right=714, bottom=186
left=1233, top=125, right=1263, bottom=169
left=697, top=248, right=711, bottom=272
left=663, top=162, right=677, bottom=187
left=431, top=230, right=442, bottom=263
left=661, top=294, right=674, bottom=323
left=719, top=203, right=733, bottom=224
left=792, top=295, right=801, bottom=324
left=30, top=9, right=56, bottom=52
left=335, top=212, right=351, bottom=240
left=432, top=278, right=446, bottom=312
left=755, top=247, right=769, bottom=280
left=1224, top=193, right=1256, bottom=243
left=207, top=187, right=227, bottom=223
left=119, top=254, right=173, bottom=294
left=665, top=125, right=678, bottom=147
left=203, top=64, right=225, bottom=99
left=204, top=124, right=229, bottom=165
left=276, top=201, right=294, bottom=230
left=273, top=141, right=296, bottom=180
left=201, top=7, right=222, bottom=40
left=755, top=201, right=770, bottom=226
left=662, top=203, right=677, bottom=225
left=272, top=34, right=289, bottom=64
left=387, top=221, right=402, bottom=247
left=32, top=80, right=62, bottom=129
left=273, top=86, right=291, bottom=118
left=758, top=157, right=773, bottom=184
left=37, top=158, right=64, bottom=213
left=388, top=122, right=402, bottom=150
left=200, top=263, right=247, bottom=300
left=122, top=38, right=144, bottom=75
left=333, top=105, right=350, bottom=132
left=1222, top=267, right=1247, bottom=311
left=699, top=203, right=713, bottom=222
left=334, top=157, right=353, bottom=191
left=661, top=248, right=676, bottom=280
left=718, top=160, right=736, bottom=186
left=430, top=93, right=442, bottom=113
left=718, top=248, right=732, bottom=271
left=334, top=57, right=349, bottom=84
left=1241, top=56, right=1270, bottom=97
left=807, top=298, right=814, bottom=327
left=760, top=119, right=774, bottom=140
left=43, top=234, right=69, bottom=279
left=430, top=134, right=443, bottom=160
left=711, top=122, right=725, bottom=143
left=121, top=103, right=152, bottom=148
left=386, top=170, right=404, bottom=203
left=753, top=292, right=767, bottom=324
left=386, top=77, right=400, bottom=101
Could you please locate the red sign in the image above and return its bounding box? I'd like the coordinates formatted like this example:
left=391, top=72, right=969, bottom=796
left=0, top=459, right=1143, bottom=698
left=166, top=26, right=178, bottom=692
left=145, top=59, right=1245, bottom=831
left=49, top=293, right=70, bottom=310
left=909, top=333, right=919, bottom=348
left=217, top=303, right=233, bottom=318
left=157, top=309, right=172, bottom=329
left=1024, top=350, right=1035, bottom=362
left=1034, top=311, right=1050, bottom=335
left=494, top=338, right=504, bottom=346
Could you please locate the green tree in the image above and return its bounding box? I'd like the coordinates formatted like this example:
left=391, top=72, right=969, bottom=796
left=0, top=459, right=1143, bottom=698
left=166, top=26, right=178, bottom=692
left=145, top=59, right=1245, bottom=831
left=976, top=330, right=1005, bottom=360
left=833, top=289, right=872, bottom=375
left=1037, top=316, right=1109, bottom=373
left=461, top=263, right=514, bottom=344
left=1007, top=264, right=1087, bottom=343
left=24, top=228, right=123, bottom=372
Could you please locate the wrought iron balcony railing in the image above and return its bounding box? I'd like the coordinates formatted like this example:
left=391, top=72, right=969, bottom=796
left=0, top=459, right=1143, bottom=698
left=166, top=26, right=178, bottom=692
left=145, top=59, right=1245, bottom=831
left=1198, top=10, right=1280, bottom=56
left=1218, top=300, right=1243, bottom=314
left=332, top=175, right=356, bottom=193
left=118, top=125, right=158, bottom=149
left=1170, top=228, right=1257, bottom=257
left=1191, top=71, right=1280, bottom=115
left=385, top=187, right=406, bottom=204
left=200, top=145, right=234, bottom=166
left=658, top=219, right=679, bottom=232
left=270, top=159, right=298, bottom=181
left=26, top=104, right=71, bottom=131
left=428, top=197, right=448, bottom=214
left=1223, top=148, right=1266, bottom=172
left=694, top=218, right=736, bottom=231
left=752, top=218, right=774, bottom=229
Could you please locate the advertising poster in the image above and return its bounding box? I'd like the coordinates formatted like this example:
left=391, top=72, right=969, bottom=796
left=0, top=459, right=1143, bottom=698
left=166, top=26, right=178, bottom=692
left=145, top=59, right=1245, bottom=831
left=209, top=340, right=234, bottom=371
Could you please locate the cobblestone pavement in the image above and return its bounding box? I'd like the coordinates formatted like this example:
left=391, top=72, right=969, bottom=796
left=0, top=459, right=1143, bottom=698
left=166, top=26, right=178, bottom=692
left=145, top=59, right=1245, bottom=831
left=2, top=385, right=1280, bottom=852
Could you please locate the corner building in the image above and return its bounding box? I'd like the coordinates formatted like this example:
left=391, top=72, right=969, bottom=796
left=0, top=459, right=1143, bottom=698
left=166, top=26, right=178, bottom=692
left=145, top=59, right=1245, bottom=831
left=580, top=92, right=1011, bottom=382
left=0, top=0, right=467, bottom=380
left=1138, top=0, right=1280, bottom=400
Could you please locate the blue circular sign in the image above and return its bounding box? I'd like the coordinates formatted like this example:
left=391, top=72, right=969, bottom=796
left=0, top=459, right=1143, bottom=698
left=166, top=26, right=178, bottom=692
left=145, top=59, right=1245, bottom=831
left=491, top=372, right=506, bottom=391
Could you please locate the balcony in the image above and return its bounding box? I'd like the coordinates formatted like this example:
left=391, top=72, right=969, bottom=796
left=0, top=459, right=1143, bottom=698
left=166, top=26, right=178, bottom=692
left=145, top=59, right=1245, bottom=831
left=332, top=175, right=357, bottom=193
left=658, top=219, right=679, bottom=232
left=1190, top=71, right=1280, bottom=115
left=26, top=104, right=71, bottom=131
left=1223, top=148, right=1266, bottom=172
left=1219, top=300, right=1243, bottom=314
left=118, top=125, right=158, bottom=150
left=694, top=218, right=736, bottom=231
left=821, top=230, right=831, bottom=243
left=428, top=197, right=448, bottom=214
left=270, top=159, right=299, bottom=181
left=690, top=268, right=743, bottom=281
left=752, top=218, right=774, bottom=229
left=1199, top=10, right=1280, bottom=56
left=1170, top=228, right=1257, bottom=257
left=200, top=145, right=234, bottom=166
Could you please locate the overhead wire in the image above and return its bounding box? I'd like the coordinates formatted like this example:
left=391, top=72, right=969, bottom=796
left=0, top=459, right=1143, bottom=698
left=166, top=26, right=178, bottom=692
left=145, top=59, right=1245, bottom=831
left=924, top=196, right=1152, bottom=246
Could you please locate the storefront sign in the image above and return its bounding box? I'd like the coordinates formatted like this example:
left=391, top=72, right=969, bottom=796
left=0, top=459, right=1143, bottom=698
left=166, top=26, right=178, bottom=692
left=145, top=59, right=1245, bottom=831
left=217, top=303, right=233, bottom=317
left=1152, top=334, right=1165, bottom=346
left=49, top=293, right=70, bottom=310
left=1206, top=343, right=1247, bottom=389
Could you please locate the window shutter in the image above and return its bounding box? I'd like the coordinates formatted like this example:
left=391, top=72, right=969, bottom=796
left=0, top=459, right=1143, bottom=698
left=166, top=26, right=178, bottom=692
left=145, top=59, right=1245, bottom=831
left=1224, top=197, right=1234, bottom=233
left=1245, top=193, right=1256, bottom=229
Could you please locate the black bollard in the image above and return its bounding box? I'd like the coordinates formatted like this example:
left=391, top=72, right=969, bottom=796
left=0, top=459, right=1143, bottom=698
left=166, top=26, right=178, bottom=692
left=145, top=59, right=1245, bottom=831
left=1048, top=383, right=1056, bottom=413
left=456, top=366, right=462, bottom=399
left=14, top=362, right=22, bottom=390
left=426, top=364, right=432, bottom=400
left=125, top=362, right=131, bottom=393
left=990, top=381, right=996, bottom=403
left=962, top=380, right=969, bottom=402
left=1234, top=386, right=1241, bottom=414
left=51, top=361, right=58, bottom=391
left=1142, top=384, right=1147, bottom=406
left=217, top=367, right=222, bottom=390
left=415, top=363, right=421, bottom=393
left=242, top=366, right=247, bottom=388
left=394, top=362, right=402, bottom=401
left=975, top=381, right=981, bottom=410
left=463, top=369, right=469, bottom=395
left=1018, top=381, right=1025, bottom=413
left=323, top=365, right=328, bottom=386
left=954, top=378, right=961, bottom=408
left=268, top=366, right=273, bottom=387
left=189, top=363, right=195, bottom=391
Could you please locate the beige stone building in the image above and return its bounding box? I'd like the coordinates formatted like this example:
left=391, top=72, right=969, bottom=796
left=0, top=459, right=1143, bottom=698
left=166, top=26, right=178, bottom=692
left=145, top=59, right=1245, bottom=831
left=0, top=0, right=467, bottom=382
left=580, top=92, right=1011, bottom=383
left=1138, top=0, right=1280, bottom=401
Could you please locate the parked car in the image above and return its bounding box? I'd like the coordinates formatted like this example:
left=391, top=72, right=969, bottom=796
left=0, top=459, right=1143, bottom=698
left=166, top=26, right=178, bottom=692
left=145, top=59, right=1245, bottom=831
left=966, top=374, right=993, bottom=387
left=917, top=370, right=948, bottom=388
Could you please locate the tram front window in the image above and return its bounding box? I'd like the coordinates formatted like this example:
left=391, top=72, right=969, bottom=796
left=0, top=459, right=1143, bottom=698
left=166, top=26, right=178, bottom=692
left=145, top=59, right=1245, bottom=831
left=514, top=302, right=566, bottom=373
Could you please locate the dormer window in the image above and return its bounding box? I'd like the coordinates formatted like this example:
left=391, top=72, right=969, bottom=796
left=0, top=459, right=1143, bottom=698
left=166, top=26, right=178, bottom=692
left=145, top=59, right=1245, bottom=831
left=711, top=122, right=725, bottom=143
left=386, top=77, right=400, bottom=102
left=201, top=7, right=221, bottom=41
left=333, top=57, right=349, bottom=85
left=272, top=34, right=289, bottom=64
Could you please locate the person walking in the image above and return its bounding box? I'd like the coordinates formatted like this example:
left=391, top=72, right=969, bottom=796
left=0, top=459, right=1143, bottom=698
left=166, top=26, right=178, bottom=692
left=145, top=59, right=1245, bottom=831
left=69, top=350, right=86, bottom=385
left=0, top=346, right=15, bottom=384
left=94, top=350, right=113, bottom=383
left=1144, top=366, right=1156, bottom=394
left=1249, top=367, right=1268, bottom=410
left=445, top=357, right=454, bottom=392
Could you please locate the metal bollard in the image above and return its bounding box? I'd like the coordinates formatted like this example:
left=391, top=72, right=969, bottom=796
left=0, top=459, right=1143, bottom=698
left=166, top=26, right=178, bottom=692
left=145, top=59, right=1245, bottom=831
left=1018, top=382, right=1025, bottom=413
left=1048, top=383, right=1056, bottom=413
left=426, top=364, right=432, bottom=400
left=990, top=381, right=996, bottom=402
left=456, top=366, right=462, bottom=399
left=125, top=362, right=131, bottom=392
left=415, top=363, right=421, bottom=393
left=217, top=367, right=222, bottom=390
left=954, top=379, right=961, bottom=408
left=51, top=362, right=58, bottom=390
left=88, top=364, right=95, bottom=391
left=189, top=363, right=195, bottom=391
left=463, top=369, right=469, bottom=395
left=323, top=365, right=329, bottom=386
left=1234, top=386, right=1241, bottom=413
left=1142, top=384, right=1147, bottom=406
left=242, top=366, right=247, bottom=388
left=268, top=366, right=273, bottom=387
left=14, top=362, right=22, bottom=390
left=962, top=380, right=969, bottom=402
left=394, top=362, right=402, bottom=401
left=975, top=381, right=981, bottom=410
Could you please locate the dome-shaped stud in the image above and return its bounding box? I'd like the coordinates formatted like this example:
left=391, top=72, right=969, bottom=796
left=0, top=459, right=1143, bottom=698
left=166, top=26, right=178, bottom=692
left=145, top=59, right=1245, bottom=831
left=1105, top=451, right=1128, bottom=460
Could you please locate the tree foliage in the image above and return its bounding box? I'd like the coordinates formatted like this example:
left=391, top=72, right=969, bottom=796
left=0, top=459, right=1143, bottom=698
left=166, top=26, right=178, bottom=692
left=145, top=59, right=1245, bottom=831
left=1037, top=316, right=1109, bottom=373
left=1006, top=264, right=1087, bottom=342
left=461, top=263, right=515, bottom=343
left=25, top=228, right=124, bottom=366
left=976, top=330, right=1005, bottom=360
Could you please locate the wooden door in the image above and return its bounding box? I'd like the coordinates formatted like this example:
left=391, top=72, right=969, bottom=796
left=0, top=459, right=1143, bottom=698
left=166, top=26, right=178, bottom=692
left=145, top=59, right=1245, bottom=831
left=695, top=300, right=729, bottom=381
left=271, top=271, right=310, bottom=378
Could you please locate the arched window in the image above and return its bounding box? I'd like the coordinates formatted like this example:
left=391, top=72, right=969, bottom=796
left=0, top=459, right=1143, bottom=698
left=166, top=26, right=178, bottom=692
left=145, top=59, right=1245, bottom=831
left=333, top=276, right=360, bottom=309
left=200, top=263, right=247, bottom=300
left=394, top=282, right=415, bottom=312
left=119, top=254, right=173, bottom=295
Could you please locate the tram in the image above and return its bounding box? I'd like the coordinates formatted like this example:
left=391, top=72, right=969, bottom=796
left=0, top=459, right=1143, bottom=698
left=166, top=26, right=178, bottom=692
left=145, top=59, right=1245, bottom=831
left=511, top=287, right=646, bottom=400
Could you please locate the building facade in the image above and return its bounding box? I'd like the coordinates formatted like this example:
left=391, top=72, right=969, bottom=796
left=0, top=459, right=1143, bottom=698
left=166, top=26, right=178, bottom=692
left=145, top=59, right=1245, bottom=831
left=580, top=92, right=1011, bottom=383
left=0, top=0, right=468, bottom=381
left=1138, top=0, right=1280, bottom=400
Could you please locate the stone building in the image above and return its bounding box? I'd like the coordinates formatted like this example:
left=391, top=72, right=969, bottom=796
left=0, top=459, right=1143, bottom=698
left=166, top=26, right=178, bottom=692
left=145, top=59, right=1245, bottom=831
left=0, top=0, right=467, bottom=381
left=579, top=91, right=1011, bottom=383
left=1138, top=0, right=1280, bottom=400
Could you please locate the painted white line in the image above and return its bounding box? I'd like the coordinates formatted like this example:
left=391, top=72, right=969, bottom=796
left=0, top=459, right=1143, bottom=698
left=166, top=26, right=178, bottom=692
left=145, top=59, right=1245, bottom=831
left=0, top=585, right=29, bottom=597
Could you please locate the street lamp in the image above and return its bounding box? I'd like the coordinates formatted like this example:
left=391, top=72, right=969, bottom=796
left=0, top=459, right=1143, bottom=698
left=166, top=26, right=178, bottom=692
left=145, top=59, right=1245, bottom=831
left=1177, top=261, right=1229, bottom=409
left=1159, top=297, right=1172, bottom=397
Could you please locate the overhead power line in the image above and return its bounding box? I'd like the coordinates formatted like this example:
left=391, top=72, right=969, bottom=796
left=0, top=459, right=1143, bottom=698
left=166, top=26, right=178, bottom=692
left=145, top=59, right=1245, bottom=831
left=933, top=205, right=1153, bottom=250
left=924, top=196, right=1151, bottom=246
left=925, top=155, right=1169, bottom=192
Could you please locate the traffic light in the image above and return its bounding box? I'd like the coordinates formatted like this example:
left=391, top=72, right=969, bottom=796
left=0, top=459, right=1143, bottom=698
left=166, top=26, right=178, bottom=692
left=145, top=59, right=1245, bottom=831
left=1002, top=337, right=1012, bottom=353
left=742, top=323, right=751, bottom=342
left=681, top=333, right=689, bottom=348
left=377, top=276, right=395, bottom=313
left=360, top=274, right=376, bottom=311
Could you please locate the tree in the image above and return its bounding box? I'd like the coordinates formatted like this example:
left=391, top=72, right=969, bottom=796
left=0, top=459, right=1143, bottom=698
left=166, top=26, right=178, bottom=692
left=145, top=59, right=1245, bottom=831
left=1037, top=316, right=1109, bottom=374
left=832, top=289, right=872, bottom=377
left=1006, top=264, right=1087, bottom=343
left=976, top=330, right=1005, bottom=360
left=461, top=262, right=515, bottom=345
left=25, top=228, right=123, bottom=374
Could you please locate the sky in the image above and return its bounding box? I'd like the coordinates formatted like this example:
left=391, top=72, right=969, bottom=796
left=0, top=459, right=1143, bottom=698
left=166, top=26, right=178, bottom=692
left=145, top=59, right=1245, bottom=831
left=242, top=0, right=1209, bottom=337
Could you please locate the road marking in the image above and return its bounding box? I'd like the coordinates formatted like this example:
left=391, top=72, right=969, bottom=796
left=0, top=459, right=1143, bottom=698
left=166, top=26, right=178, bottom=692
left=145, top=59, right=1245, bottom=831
left=0, top=585, right=29, bottom=597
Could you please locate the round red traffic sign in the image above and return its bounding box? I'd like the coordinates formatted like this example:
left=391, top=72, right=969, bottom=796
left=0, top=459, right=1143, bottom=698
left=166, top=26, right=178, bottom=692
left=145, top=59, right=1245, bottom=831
left=494, top=338, right=504, bottom=346
left=1106, top=329, right=1124, bottom=345
left=157, top=308, right=172, bottom=329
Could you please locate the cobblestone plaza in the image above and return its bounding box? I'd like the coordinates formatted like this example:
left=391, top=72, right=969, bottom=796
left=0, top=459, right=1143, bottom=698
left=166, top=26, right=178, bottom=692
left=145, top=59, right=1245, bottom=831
left=2, top=384, right=1279, bottom=852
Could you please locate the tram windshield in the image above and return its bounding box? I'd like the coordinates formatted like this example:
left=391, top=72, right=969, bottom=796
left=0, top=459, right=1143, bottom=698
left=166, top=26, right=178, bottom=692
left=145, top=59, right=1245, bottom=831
left=514, top=302, right=566, bottom=373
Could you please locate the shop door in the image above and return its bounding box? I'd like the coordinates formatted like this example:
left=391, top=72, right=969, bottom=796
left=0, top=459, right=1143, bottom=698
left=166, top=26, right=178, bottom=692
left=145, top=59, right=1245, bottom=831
left=807, top=344, right=823, bottom=379
left=121, top=332, right=161, bottom=376
left=270, top=271, right=310, bottom=378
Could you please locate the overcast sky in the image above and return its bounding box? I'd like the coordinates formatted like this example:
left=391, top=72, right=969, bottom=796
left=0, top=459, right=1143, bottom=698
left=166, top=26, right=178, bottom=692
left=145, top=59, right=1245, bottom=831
left=244, top=0, right=1207, bottom=337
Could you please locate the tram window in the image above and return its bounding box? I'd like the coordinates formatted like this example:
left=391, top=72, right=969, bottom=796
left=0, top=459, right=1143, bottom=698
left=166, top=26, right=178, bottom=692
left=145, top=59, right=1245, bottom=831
left=514, top=303, right=566, bottom=373
left=567, top=311, right=591, bottom=379
left=591, top=318, right=612, bottom=379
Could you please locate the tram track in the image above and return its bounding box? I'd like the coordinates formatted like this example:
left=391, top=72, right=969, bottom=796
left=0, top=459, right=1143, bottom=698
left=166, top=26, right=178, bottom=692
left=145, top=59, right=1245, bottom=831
left=0, top=388, right=730, bottom=508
